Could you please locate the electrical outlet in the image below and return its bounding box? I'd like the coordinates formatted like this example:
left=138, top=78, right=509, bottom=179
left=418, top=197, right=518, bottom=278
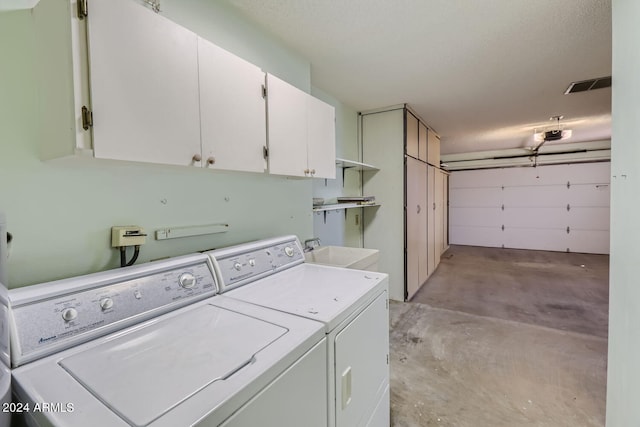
left=111, top=226, right=147, bottom=247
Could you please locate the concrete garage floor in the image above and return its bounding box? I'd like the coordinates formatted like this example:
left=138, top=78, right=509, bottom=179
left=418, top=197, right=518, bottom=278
left=389, top=245, right=608, bottom=426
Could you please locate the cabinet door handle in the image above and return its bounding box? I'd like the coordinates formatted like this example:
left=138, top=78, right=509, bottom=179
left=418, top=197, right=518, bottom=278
left=417, top=205, right=421, bottom=214
left=433, top=202, right=436, bottom=210
left=192, top=154, right=202, bottom=162
left=341, top=366, right=352, bottom=409
left=304, top=168, right=310, bottom=175
left=207, top=157, right=215, bottom=165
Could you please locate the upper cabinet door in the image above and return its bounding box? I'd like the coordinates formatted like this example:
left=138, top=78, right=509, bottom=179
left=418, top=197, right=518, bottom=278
left=266, top=74, right=308, bottom=177
left=427, top=128, right=440, bottom=166
left=418, top=122, right=428, bottom=162
left=405, top=112, right=419, bottom=159
left=307, top=96, right=336, bottom=179
left=87, top=0, right=201, bottom=166
left=198, top=37, right=267, bottom=173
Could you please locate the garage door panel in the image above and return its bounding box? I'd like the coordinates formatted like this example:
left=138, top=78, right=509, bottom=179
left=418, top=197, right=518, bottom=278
left=503, top=207, right=567, bottom=228
left=449, top=187, right=501, bottom=207
left=503, top=228, right=568, bottom=252
left=568, top=184, right=610, bottom=206
left=450, top=207, right=502, bottom=227
left=568, top=230, right=609, bottom=254
left=503, top=186, right=567, bottom=207
left=450, top=169, right=505, bottom=188
left=569, top=207, right=610, bottom=230
left=450, top=226, right=502, bottom=247
left=565, top=162, right=611, bottom=184
left=502, top=165, right=569, bottom=186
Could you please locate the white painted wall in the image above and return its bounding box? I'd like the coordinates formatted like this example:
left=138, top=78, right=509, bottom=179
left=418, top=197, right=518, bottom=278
left=449, top=162, right=610, bottom=254
left=607, top=1, right=640, bottom=424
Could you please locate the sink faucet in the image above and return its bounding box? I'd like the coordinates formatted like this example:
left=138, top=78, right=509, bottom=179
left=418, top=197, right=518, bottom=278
left=303, top=238, right=321, bottom=252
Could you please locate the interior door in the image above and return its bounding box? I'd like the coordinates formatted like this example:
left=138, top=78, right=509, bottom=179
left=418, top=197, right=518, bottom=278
left=88, top=0, right=201, bottom=166
left=406, top=158, right=427, bottom=300
left=198, top=37, right=267, bottom=173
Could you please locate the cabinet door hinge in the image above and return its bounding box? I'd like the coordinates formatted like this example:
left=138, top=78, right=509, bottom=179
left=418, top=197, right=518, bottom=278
left=262, top=84, right=267, bottom=99
left=81, top=106, right=93, bottom=130
left=263, top=146, right=269, bottom=159
left=77, top=0, right=88, bottom=19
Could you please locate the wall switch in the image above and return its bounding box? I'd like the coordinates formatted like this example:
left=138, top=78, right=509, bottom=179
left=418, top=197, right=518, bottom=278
left=111, top=226, right=147, bottom=247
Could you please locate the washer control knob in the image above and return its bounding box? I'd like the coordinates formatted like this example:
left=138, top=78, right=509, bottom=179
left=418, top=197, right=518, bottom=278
left=284, top=246, right=294, bottom=257
left=62, top=308, right=78, bottom=322
left=179, top=273, right=196, bottom=289
left=248, top=258, right=256, bottom=267
left=234, top=262, right=242, bottom=271
left=100, top=298, right=114, bottom=311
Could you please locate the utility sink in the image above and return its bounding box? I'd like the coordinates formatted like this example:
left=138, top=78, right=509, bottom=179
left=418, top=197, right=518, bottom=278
left=304, top=246, right=379, bottom=272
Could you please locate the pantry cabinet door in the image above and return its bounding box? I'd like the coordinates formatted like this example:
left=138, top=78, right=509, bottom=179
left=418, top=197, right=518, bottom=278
left=88, top=0, right=201, bottom=166
left=406, top=157, right=428, bottom=300
left=198, top=37, right=267, bottom=173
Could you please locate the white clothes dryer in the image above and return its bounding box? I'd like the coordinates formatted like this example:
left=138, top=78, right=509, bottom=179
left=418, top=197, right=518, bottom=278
left=9, top=253, right=327, bottom=427
left=207, top=236, right=390, bottom=427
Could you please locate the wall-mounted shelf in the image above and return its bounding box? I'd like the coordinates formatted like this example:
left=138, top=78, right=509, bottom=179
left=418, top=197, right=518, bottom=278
left=335, top=158, right=379, bottom=171
left=313, top=202, right=380, bottom=212
left=313, top=203, right=380, bottom=224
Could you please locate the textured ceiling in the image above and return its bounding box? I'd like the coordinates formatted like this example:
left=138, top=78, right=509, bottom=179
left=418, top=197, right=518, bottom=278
left=226, top=0, right=611, bottom=154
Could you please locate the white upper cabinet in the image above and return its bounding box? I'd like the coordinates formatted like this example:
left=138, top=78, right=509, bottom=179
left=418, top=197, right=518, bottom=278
left=306, top=95, right=336, bottom=179
left=266, top=74, right=336, bottom=179
left=265, top=74, right=309, bottom=177
left=87, top=0, right=201, bottom=166
left=406, top=112, right=419, bottom=159
left=198, top=37, right=267, bottom=173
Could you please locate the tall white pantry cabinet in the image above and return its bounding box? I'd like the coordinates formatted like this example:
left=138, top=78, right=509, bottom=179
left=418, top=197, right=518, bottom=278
left=362, top=106, right=449, bottom=301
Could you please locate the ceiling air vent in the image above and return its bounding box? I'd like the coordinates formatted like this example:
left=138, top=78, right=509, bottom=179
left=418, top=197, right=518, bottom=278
left=564, top=76, right=611, bottom=94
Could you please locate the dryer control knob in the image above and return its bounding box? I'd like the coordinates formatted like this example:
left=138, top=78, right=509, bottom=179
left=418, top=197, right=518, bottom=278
left=100, top=298, right=114, bottom=311
left=284, top=246, right=294, bottom=257
left=179, top=273, right=196, bottom=289
left=234, top=262, right=242, bottom=271
left=248, top=259, right=256, bottom=267
left=62, top=308, right=78, bottom=322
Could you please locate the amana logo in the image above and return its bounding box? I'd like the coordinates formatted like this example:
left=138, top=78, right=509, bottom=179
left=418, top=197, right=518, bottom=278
left=38, top=335, right=57, bottom=344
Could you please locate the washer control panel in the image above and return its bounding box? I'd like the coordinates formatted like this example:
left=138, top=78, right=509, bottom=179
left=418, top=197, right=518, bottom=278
left=11, top=257, right=216, bottom=362
left=211, top=237, right=304, bottom=291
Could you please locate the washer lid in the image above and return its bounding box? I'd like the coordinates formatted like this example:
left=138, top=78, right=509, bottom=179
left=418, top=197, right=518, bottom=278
left=59, top=304, right=287, bottom=427
left=226, top=264, right=387, bottom=331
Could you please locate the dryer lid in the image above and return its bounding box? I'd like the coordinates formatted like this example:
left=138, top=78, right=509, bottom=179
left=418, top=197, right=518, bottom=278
left=59, top=304, right=287, bottom=427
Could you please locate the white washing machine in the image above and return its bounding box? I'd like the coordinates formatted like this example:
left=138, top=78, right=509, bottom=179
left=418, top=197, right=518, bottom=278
left=207, top=236, right=390, bottom=427
left=0, top=211, right=11, bottom=427
left=9, top=253, right=327, bottom=427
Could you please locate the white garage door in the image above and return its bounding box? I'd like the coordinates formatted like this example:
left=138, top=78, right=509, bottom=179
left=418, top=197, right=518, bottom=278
left=449, top=163, right=610, bottom=254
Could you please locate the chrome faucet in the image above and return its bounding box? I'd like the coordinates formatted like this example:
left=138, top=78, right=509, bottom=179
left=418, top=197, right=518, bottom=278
left=303, top=238, right=321, bottom=252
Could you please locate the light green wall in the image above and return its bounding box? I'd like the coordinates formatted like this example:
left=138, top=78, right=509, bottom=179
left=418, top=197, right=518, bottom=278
left=607, top=0, right=640, bottom=423
left=0, top=1, right=356, bottom=288
left=311, top=86, right=363, bottom=248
